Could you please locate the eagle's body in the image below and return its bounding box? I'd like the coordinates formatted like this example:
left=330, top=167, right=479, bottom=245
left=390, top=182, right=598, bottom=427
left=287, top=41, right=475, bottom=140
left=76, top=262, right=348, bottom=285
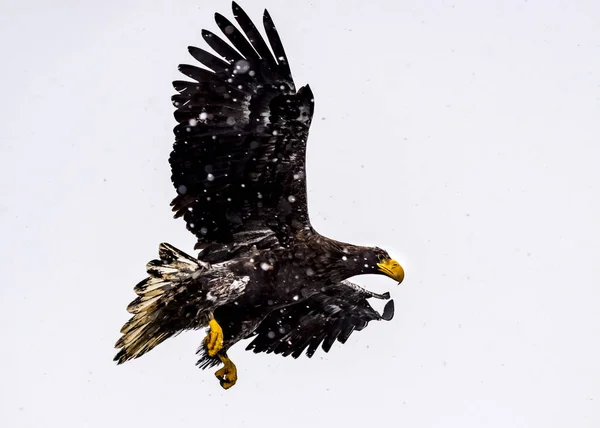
left=115, top=2, right=405, bottom=389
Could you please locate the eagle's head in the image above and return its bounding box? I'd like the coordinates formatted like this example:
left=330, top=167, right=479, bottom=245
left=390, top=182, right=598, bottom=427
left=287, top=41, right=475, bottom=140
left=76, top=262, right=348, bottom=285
left=371, top=247, right=405, bottom=284
left=339, top=246, right=405, bottom=284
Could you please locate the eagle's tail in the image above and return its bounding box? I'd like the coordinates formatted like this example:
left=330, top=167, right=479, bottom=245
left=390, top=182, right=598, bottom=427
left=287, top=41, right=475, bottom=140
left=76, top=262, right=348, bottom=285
left=114, top=243, right=209, bottom=364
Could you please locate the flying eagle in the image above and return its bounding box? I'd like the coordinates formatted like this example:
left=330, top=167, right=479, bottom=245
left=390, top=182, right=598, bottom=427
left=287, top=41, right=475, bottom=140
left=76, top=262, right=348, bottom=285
left=114, top=2, right=405, bottom=389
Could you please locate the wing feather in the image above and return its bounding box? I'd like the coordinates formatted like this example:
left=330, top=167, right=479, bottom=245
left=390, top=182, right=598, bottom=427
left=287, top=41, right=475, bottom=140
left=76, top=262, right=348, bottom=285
left=263, top=10, right=294, bottom=87
left=201, top=30, right=243, bottom=63
left=246, top=283, right=395, bottom=358
left=214, top=13, right=260, bottom=61
left=169, top=3, right=314, bottom=263
left=187, top=46, right=230, bottom=72
left=232, top=2, right=278, bottom=68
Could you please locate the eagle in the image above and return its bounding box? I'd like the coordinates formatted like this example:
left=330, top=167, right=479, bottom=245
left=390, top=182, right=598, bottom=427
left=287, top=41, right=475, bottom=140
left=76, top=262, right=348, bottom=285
left=114, top=2, right=405, bottom=390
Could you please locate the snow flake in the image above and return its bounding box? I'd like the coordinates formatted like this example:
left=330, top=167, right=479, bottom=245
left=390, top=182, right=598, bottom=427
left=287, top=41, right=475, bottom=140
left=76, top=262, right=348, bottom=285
left=234, top=60, right=250, bottom=74
left=342, top=256, right=347, bottom=261
left=206, top=173, right=215, bottom=181
left=200, top=227, right=208, bottom=235
left=199, top=112, right=208, bottom=120
left=267, top=331, right=276, bottom=339
left=287, top=195, right=296, bottom=203
left=189, top=118, right=198, bottom=126
left=260, top=262, right=272, bottom=271
left=306, top=268, right=315, bottom=276
left=177, top=185, right=187, bottom=195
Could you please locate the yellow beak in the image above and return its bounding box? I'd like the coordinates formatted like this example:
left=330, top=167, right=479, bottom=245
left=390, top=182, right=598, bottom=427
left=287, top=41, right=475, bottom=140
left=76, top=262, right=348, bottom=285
left=377, top=258, right=405, bottom=284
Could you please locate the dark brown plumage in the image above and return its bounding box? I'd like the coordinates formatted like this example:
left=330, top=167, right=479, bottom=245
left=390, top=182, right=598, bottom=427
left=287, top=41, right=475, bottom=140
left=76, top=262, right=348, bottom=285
left=114, top=2, right=405, bottom=389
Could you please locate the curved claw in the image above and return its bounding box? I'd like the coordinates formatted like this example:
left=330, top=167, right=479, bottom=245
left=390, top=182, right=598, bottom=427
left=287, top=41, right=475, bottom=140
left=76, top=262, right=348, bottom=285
left=381, top=299, right=395, bottom=321
left=215, top=355, right=238, bottom=389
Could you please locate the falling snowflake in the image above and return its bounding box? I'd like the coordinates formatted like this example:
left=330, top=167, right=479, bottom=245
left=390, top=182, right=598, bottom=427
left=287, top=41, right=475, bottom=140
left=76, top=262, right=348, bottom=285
left=234, top=60, right=251, bottom=74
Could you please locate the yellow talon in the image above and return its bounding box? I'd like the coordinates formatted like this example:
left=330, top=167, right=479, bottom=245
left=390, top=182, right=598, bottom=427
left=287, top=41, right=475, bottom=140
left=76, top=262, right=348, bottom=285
left=203, top=318, right=224, bottom=357
left=215, top=354, right=237, bottom=390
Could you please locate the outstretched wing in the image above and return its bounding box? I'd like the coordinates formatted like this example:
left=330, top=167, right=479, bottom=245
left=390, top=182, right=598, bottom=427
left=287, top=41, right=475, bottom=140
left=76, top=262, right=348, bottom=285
left=170, top=2, right=315, bottom=263
left=245, top=282, right=395, bottom=358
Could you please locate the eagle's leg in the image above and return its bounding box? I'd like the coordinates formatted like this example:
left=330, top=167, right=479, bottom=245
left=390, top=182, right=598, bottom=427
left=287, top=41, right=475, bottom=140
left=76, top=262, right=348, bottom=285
left=215, top=352, right=237, bottom=390
left=203, top=318, right=224, bottom=357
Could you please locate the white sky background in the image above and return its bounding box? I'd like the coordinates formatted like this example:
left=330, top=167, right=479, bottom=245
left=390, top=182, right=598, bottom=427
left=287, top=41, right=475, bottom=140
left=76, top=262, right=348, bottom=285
left=1, top=0, right=599, bottom=426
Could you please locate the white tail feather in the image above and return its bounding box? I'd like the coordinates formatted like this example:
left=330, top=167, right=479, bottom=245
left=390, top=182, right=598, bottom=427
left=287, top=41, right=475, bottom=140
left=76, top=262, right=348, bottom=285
left=114, top=243, right=209, bottom=364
